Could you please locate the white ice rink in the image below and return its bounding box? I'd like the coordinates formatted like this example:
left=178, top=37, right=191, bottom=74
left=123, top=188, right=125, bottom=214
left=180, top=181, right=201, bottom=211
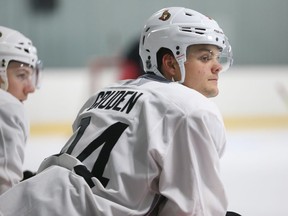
left=23, top=128, right=288, bottom=216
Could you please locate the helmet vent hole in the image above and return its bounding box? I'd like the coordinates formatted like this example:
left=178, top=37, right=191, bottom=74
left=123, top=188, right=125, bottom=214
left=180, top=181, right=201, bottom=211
left=145, top=27, right=150, bottom=33
left=195, top=31, right=204, bottom=35
left=182, top=29, right=192, bottom=33
left=185, top=12, right=193, bottom=16
left=180, top=27, right=206, bottom=35
left=24, top=48, right=30, bottom=53
left=180, top=27, right=192, bottom=33
left=195, top=28, right=206, bottom=31
left=195, top=28, right=206, bottom=34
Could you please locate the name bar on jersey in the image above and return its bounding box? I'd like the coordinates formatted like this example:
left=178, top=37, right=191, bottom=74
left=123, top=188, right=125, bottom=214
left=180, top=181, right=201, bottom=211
left=87, top=90, right=143, bottom=114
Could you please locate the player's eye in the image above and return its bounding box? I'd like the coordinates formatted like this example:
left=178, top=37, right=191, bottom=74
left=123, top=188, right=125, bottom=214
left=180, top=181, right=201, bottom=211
left=15, top=69, right=32, bottom=80
left=199, top=54, right=212, bottom=62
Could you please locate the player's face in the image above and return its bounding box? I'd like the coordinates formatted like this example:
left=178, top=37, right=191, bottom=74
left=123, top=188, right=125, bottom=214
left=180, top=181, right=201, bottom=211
left=183, top=44, right=222, bottom=98
left=6, top=61, right=36, bottom=102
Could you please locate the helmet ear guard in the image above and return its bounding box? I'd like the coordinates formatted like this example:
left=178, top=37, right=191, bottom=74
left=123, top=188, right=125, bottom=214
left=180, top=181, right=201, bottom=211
left=139, top=7, right=233, bottom=83
left=0, top=26, right=42, bottom=90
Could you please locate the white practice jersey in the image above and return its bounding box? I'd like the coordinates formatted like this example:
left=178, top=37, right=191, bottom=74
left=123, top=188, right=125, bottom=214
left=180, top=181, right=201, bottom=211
left=0, top=89, right=29, bottom=195
left=0, top=74, right=227, bottom=216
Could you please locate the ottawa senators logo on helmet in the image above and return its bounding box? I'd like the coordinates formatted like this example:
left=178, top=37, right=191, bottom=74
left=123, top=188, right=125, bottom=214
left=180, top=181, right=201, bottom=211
left=159, top=10, right=171, bottom=21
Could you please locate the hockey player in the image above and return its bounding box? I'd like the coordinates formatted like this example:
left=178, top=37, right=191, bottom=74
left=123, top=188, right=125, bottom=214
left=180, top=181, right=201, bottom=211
left=0, top=26, right=42, bottom=195
left=0, top=7, right=236, bottom=216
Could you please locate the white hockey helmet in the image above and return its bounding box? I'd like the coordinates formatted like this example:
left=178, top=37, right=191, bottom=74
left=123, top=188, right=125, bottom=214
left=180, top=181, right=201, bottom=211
left=0, top=26, right=42, bottom=90
left=139, top=7, right=233, bottom=83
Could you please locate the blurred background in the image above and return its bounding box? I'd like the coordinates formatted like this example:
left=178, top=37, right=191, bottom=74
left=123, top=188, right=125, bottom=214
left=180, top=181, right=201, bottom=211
left=1, top=0, right=288, bottom=67
left=1, top=1, right=288, bottom=215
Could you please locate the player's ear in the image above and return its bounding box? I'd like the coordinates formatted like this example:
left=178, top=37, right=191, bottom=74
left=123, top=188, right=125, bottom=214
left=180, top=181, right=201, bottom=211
left=161, top=53, right=178, bottom=79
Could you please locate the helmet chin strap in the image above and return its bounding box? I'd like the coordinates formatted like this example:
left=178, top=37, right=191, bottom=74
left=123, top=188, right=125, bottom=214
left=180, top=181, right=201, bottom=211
left=151, top=60, right=186, bottom=84
left=152, top=65, right=166, bottom=79
left=0, top=73, right=8, bottom=90
left=177, top=58, right=186, bottom=84
left=151, top=55, right=186, bottom=83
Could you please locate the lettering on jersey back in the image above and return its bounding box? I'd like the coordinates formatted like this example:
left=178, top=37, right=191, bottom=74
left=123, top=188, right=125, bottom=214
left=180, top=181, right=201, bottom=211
left=87, top=90, right=143, bottom=114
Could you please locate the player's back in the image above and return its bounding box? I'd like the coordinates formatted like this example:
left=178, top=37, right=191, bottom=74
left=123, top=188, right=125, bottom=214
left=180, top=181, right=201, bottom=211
left=0, top=89, right=29, bottom=195
left=52, top=73, right=224, bottom=215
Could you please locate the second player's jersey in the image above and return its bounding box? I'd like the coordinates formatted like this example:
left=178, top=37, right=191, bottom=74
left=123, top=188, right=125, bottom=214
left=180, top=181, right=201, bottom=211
left=0, top=89, right=29, bottom=195
left=40, top=74, right=227, bottom=216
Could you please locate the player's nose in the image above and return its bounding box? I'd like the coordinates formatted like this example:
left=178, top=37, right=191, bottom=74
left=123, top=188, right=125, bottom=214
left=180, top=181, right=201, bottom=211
left=24, top=80, right=36, bottom=94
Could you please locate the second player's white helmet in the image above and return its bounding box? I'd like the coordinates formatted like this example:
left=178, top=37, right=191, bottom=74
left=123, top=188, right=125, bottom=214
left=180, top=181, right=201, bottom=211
left=139, top=7, right=233, bottom=83
left=0, top=26, right=42, bottom=90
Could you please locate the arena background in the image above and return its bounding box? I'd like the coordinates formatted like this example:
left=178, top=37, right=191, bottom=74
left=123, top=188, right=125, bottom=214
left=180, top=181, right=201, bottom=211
left=1, top=1, right=288, bottom=215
